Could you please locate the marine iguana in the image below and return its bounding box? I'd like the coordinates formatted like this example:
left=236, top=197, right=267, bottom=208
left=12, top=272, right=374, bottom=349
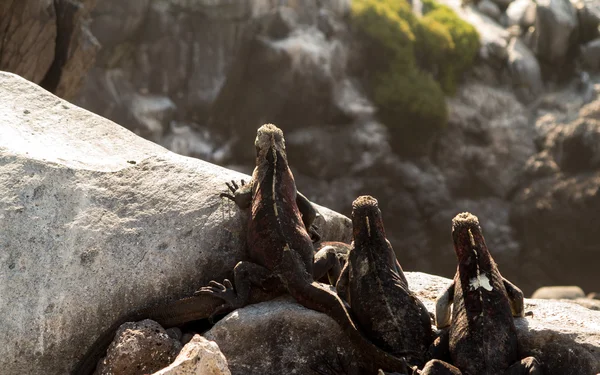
left=197, top=124, right=413, bottom=373
left=73, top=157, right=337, bottom=374
left=335, top=196, right=433, bottom=368
left=421, top=212, right=541, bottom=375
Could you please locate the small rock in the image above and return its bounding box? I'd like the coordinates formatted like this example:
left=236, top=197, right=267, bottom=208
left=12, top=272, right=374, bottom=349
left=529, top=0, right=578, bottom=66
left=574, top=0, right=600, bottom=43
left=491, top=0, right=514, bottom=9
left=94, top=319, right=182, bottom=375
left=506, top=0, right=536, bottom=28
left=152, top=335, right=231, bottom=375
left=581, top=38, right=600, bottom=71
left=506, top=37, right=544, bottom=103
left=478, top=0, right=502, bottom=20
left=531, top=286, right=586, bottom=299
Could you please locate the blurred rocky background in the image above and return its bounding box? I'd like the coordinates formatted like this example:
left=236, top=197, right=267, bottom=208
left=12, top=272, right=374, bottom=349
left=1, top=0, right=599, bottom=295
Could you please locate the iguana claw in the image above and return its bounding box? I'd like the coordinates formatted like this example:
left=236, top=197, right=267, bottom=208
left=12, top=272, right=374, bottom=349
left=220, top=179, right=246, bottom=202
left=195, top=279, right=242, bottom=321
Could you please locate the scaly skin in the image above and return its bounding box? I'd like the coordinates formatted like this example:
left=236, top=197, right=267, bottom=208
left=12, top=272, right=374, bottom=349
left=198, top=124, right=414, bottom=373
left=422, top=213, right=542, bottom=375
left=336, top=196, right=433, bottom=368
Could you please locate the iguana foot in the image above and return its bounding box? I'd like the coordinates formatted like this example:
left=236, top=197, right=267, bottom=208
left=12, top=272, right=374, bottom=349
left=195, top=279, right=244, bottom=322
left=309, top=224, right=321, bottom=243
left=219, top=179, right=246, bottom=201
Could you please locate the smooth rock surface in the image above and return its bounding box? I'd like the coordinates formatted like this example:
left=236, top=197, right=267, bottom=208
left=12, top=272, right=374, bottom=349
left=531, top=286, right=586, bottom=299
left=0, top=71, right=351, bottom=375
left=530, top=0, right=578, bottom=66
left=152, top=335, right=231, bottom=375
left=204, top=296, right=358, bottom=375
left=507, top=37, right=544, bottom=102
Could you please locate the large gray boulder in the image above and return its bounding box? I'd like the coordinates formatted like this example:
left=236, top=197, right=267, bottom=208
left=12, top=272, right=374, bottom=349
left=0, top=71, right=351, bottom=375
left=197, top=273, right=600, bottom=375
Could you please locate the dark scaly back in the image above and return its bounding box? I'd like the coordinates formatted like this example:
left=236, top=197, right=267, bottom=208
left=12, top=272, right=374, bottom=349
left=247, top=124, right=313, bottom=276
left=449, top=213, right=519, bottom=375
left=348, top=196, right=432, bottom=364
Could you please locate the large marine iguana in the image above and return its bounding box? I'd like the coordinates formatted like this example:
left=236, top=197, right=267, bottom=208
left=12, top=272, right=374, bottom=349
left=72, top=146, right=339, bottom=374
left=335, top=196, right=433, bottom=368
left=420, top=212, right=541, bottom=375
left=197, top=124, right=413, bottom=373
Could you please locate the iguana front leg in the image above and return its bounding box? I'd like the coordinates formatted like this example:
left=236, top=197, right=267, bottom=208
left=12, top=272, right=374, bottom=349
left=435, top=281, right=455, bottom=329
left=503, top=357, right=542, bottom=374
left=220, top=179, right=252, bottom=209
left=220, top=179, right=321, bottom=241
left=296, top=191, right=321, bottom=242
left=313, top=242, right=350, bottom=285
left=195, top=261, right=276, bottom=320
left=503, top=277, right=525, bottom=317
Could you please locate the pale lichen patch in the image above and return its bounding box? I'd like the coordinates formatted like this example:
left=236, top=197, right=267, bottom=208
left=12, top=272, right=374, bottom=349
left=470, top=274, right=493, bottom=292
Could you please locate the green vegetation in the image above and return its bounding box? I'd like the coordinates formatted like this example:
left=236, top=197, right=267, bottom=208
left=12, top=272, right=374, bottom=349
left=351, top=0, right=479, bottom=154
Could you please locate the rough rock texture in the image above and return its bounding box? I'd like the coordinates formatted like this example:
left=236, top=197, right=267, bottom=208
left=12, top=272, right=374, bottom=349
left=75, top=0, right=353, bottom=162
left=0, top=0, right=99, bottom=99
left=95, top=319, right=182, bottom=375
left=71, top=0, right=600, bottom=295
left=0, top=72, right=351, bottom=375
left=530, top=0, right=578, bottom=67
left=152, top=335, right=231, bottom=375
left=197, top=273, right=600, bottom=375
left=511, top=96, right=600, bottom=293
left=408, top=273, right=600, bottom=375
left=204, top=296, right=358, bottom=375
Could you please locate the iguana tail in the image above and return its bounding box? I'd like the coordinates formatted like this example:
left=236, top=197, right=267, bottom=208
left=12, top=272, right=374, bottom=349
left=287, top=279, right=419, bottom=373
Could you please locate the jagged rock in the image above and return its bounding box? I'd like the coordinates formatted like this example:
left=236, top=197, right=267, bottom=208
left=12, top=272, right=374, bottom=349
left=208, top=9, right=351, bottom=155
left=574, top=0, right=600, bottom=44
left=204, top=296, right=359, bottom=375
left=436, top=82, right=534, bottom=198
left=152, top=335, right=231, bottom=375
left=531, top=286, right=586, bottom=299
left=40, top=0, right=100, bottom=99
left=0, top=0, right=98, bottom=98
left=507, top=37, right=544, bottom=102
left=0, top=71, right=351, bottom=375
left=510, top=96, right=600, bottom=296
left=94, top=319, right=182, bottom=375
left=581, top=38, right=600, bottom=71
left=529, top=0, right=578, bottom=67
left=0, top=0, right=57, bottom=83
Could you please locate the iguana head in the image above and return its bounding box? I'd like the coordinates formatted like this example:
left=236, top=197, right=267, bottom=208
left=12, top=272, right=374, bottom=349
left=451, top=212, right=489, bottom=262
left=255, top=123, right=286, bottom=162
left=351, top=195, right=386, bottom=243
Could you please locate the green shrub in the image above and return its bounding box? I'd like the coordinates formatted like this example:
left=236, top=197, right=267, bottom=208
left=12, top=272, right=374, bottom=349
left=351, top=0, right=479, bottom=154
